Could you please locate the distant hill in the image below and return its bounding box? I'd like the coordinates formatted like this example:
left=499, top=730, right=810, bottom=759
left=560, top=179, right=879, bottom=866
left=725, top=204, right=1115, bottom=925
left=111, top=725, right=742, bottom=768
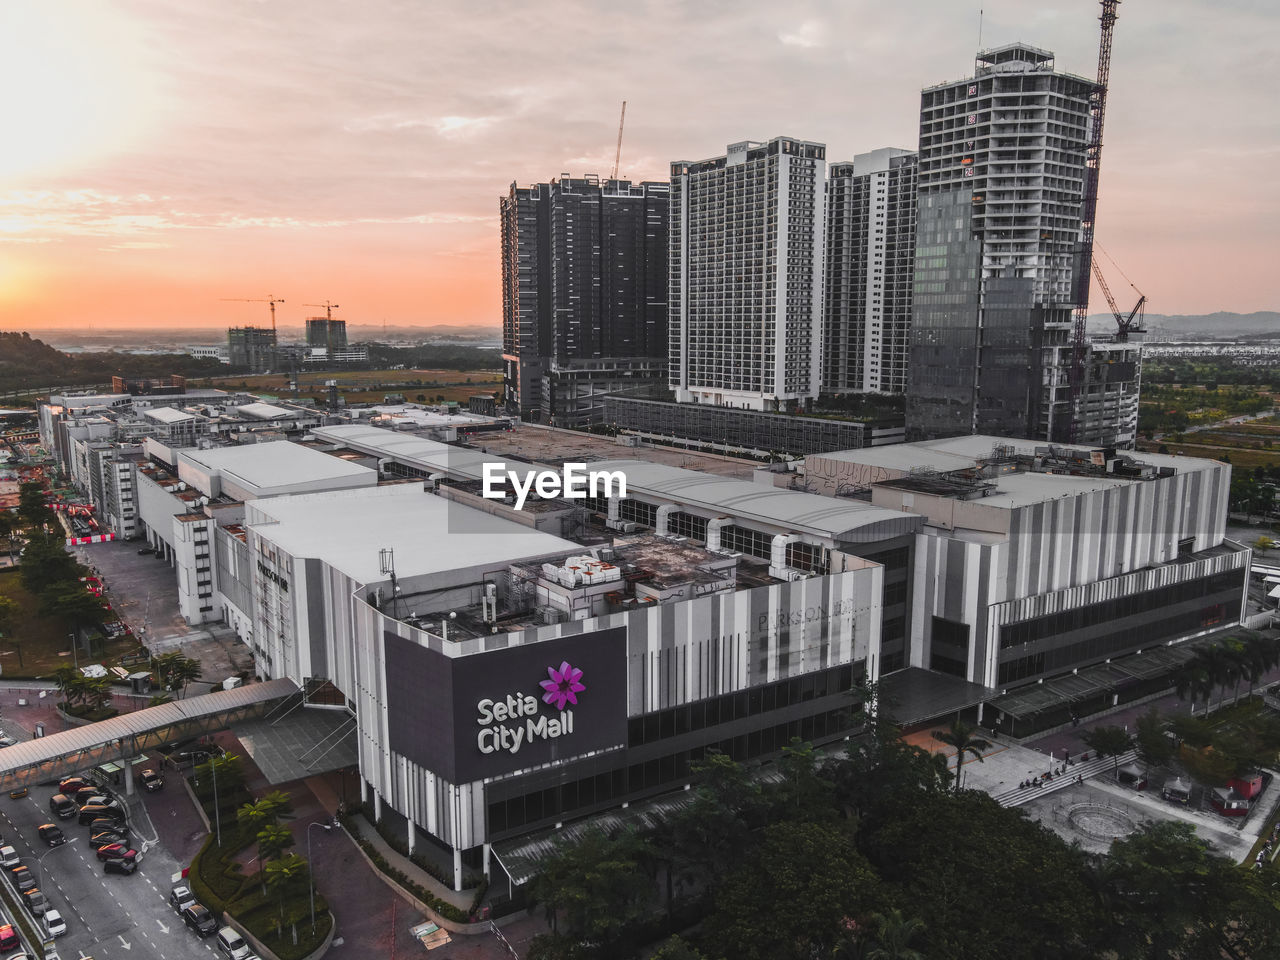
left=1087, top=311, right=1280, bottom=341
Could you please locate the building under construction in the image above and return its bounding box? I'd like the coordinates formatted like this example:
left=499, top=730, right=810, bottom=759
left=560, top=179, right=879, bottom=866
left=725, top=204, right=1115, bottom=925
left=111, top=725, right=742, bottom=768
left=227, top=326, right=277, bottom=373
left=906, top=32, right=1141, bottom=447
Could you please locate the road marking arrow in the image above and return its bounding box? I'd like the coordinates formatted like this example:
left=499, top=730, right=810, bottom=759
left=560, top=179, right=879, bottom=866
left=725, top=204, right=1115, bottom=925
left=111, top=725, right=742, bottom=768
left=118, top=934, right=131, bottom=950
left=156, top=918, right=169, bottom=934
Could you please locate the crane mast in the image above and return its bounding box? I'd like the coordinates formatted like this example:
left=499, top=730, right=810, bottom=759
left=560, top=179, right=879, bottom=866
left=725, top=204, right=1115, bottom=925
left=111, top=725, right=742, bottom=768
left=611, top=101, right=627, bottom=180
left=1066, top=0, right=1120, bottom=442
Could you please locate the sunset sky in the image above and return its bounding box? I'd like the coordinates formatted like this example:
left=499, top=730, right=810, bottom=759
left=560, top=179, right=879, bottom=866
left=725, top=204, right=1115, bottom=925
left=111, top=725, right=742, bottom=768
left=0, top=0, right=1275, bottom=332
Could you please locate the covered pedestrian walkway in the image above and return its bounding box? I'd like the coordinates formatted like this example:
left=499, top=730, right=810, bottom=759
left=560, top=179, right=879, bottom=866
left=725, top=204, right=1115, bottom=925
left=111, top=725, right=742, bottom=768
left=0, top=678, right=299, bottom=792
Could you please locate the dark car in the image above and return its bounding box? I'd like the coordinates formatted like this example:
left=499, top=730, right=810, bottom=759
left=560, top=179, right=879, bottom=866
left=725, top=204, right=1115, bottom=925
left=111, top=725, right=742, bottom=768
left=78, top=802, right=124, bottom=825
left=49, top=794, right=77, bottom=819
left=36, top=824, right=65, bottom=847
left=140, top=769, right=164, bottom=793
left=88, top=831, right=129, bottom=849
left=175, top=746, right=223, bottom=765
left=95, top=844, right=137, bottom=863
left=183, top=904, right=217, bottom=936
left=73, top=792, right=111, bottom=809
left=9, top=866, right=35, bottom=892
left=23, top=888, right=49, bottom=915
left=103, top=857, right=136, bottom=876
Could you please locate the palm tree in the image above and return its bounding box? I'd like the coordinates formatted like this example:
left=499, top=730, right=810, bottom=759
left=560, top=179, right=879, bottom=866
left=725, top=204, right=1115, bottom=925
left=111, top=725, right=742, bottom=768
left=52, top=666, right=78, bottom=707
left=257, top=823, right=295, bottom=862
left=1175, top=658, right=1214, bottom=713
left=239, top=798, right=279, bottom=875
left=932, top=719, right=991, bottom=794
left=866, top=909, right=926, bottom=960
left=1244, top=634, right=1280, bottom=695
left=265, top=853, right=309, bottom=940
left=171, top=656, right=202, bottom=698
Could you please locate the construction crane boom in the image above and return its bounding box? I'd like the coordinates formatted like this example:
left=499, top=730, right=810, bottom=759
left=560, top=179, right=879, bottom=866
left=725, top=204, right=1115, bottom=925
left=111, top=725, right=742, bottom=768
left=302, top=301, right=340, bottom=320
left=1066, top=0, right=1121, bottom=442
left=221, top=296, right=285, bottom=333
left=611, top=101, right=627, bottom=180
left=1091, top=261, right=1145, bottom=342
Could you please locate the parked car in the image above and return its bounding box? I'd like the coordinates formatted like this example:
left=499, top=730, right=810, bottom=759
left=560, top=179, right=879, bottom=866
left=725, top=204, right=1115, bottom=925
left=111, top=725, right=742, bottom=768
left=183, top=904, right=217, bottom=936
left=58, top=778, right=92, bottom=796
left=88, top=817, right=126, bottom=835
left=88, top=831, right=129, bottom=850
left=216, top=927, right=251, bottom=960
left=0, top=923, right=18, bottom=951
left=103, top=857, right=136, bottom=876
left=175, top=746, right=224, bottom=765
left=73, top=792, right=111, bottom=809
left=0, top=846, right=18, bottom=868
left=44, top=908, right=67, bottom=937
left=9, top=866, right=36, bottom=892
left=49, top=794, right=77, bottom=819
left=36, top=823, right=66, bottom=847
left=140, top=769, right=164, bottom=792
left=78, top=803, right=124, bottom=825
left=8, top=788, right=27, bottom=800
left=23, top=888, right=49, bottom=915
left=170, top=884, right=196, bottom=912
left=95, top=845, right=137, bottom=863
left=0, top=736, right=17, bottom=748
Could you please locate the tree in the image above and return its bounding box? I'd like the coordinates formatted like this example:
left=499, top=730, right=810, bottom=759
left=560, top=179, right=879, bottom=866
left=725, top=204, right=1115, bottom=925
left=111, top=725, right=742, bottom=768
left=932, top=719, right=991, bottom=794
left=0, top=596, right=18, bottom=668
left=528, top=828, right=652, bottom=956
left=257, top=823, right=295, bottom=863
left=866, top=790, right=1099, bottom=960
left=706, top=821, right=881, bottom=960
left=39, top=583, right=105, bottom=633
left=1081, top=725, right=1134, bottom=779
left=18, top=532, right=78, bottom=594
left=649, top=937, right=706, bottom=960
left=1243, top=633, right=1280, bottom=695
left=264, top=853, right=309, bottom=941
left=865, top=909, right=927, bottom=960
left=1102, top=820, right=1280, bottom=959
left=17, top=482, right=53, bottom=528
left=1134, top=708, right=1174, bottom=775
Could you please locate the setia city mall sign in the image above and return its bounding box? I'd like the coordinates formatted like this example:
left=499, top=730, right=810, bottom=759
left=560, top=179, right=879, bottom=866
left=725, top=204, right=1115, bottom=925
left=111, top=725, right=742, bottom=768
left=476, top=661, right=585, bottom=756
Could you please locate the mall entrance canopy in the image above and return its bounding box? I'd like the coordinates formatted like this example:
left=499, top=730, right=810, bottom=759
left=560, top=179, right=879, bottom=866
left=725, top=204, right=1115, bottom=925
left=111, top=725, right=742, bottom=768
left=0, top=678, right=299, bottom=792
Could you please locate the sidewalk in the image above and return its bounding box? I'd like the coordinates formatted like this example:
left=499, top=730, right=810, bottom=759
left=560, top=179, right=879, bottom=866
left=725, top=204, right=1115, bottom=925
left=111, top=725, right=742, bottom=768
left=347, top=811, right=474, bottom=912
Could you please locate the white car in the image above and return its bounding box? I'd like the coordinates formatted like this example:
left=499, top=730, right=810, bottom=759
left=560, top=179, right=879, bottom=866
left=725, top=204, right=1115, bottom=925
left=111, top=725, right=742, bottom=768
left=0, top=845, right=18, bottom=868
left=44, top=909, right=67, bottom=937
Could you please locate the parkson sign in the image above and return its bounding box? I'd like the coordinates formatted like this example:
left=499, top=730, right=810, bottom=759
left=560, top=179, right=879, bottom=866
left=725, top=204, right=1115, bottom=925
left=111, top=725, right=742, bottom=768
left=481, top=463, right=627, bottom=511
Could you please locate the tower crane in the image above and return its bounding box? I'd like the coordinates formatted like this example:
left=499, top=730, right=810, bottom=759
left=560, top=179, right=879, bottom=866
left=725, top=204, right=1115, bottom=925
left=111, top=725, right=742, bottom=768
left=302, top=301, right=341, bottom=356
left=221, top=296, right=285, bottom=333
left=1090, top=260, right=1145, bottom=342
left=1065, top=0, right=1121, bottom=442
left=302, top=300, right=340, bottom=321
left=611, top=101, right=627, bottom=180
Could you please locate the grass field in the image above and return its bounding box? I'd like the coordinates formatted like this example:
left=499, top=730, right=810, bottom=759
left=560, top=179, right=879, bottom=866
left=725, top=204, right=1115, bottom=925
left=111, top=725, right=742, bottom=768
left=1136, top=440, right=1280, bottom=470
left=0, top=569, right=140, bottom=678
left=193, top=368, right=502, bottom=407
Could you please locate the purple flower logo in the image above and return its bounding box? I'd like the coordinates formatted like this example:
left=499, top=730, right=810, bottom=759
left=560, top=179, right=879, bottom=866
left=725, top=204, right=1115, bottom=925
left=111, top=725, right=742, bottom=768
left=540, top=661, right=585, bottom=711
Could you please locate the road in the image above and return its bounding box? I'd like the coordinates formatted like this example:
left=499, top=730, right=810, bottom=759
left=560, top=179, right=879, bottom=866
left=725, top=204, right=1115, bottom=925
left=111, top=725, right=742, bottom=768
left=0, top=774, right=216, bottom=960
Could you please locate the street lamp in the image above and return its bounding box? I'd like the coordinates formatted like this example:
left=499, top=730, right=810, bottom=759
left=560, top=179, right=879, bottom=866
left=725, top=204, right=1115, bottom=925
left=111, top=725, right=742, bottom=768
left=307, top=821, right=332, bottom=933
left=20, top=837, right=77, bottom=894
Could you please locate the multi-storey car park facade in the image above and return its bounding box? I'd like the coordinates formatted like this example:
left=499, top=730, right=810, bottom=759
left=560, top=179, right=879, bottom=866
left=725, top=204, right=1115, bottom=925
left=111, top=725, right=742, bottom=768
left=906, top=43, right=1142, bottom=446
left=804, top=436, right=1249, bottom=695
left=500, top=176, right=669, bottom=428
left=670, top=137, right=826, bottom=411
left=823, top=148, right=918, bottom=394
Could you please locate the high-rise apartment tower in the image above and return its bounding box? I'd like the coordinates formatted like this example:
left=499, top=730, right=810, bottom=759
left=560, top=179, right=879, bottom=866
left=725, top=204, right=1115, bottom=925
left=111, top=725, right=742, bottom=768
left=669, top=137, right=826, bottom=411
left=906, top=43, right=1141, bottom=445
left=500, top=176, right=669, bottom=427
left=823, top=148, right=917, bottom=394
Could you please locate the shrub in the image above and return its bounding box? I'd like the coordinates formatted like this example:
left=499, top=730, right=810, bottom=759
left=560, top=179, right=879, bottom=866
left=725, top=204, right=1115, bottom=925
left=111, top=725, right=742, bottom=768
left=341, top=814, right=472, bottom=924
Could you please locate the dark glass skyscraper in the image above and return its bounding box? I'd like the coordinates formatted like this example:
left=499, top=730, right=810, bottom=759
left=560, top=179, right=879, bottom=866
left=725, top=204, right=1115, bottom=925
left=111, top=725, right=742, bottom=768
left=500, top=176, right=668, bottom=427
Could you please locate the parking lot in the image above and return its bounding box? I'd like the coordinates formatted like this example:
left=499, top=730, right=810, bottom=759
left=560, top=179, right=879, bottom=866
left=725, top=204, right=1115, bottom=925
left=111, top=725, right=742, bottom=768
left=71, top=538, right=254, bottom=685
left=0, top=768, right=214, bottom=960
